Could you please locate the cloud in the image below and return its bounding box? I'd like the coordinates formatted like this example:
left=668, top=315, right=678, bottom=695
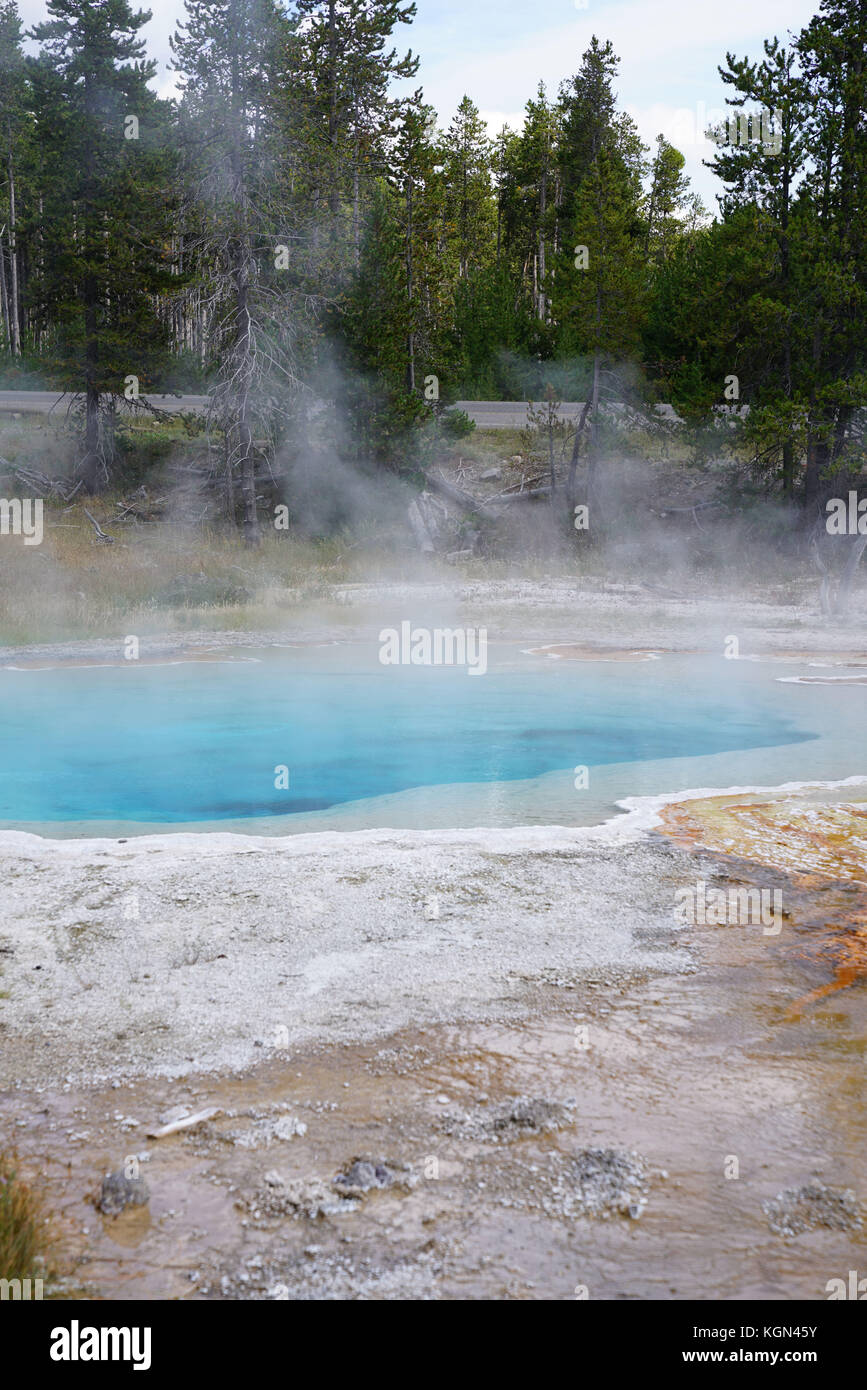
left=479, top=110, right=527, bottom=138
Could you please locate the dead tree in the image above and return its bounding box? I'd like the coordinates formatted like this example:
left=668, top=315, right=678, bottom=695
left=809, top=520, right=867, bottom=617
left=83, top=506, right=115, bottom=543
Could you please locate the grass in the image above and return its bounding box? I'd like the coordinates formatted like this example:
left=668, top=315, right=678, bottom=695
left=0, top=509, right=365, bottom=643
left=0, top=1151, right=51, bottom=1287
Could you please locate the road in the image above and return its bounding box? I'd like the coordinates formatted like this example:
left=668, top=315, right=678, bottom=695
left=0, top=391, right=685, bottom=428
left=454, top=401, right=685, bottom=428
left=0, top=390, right=210, bottom=416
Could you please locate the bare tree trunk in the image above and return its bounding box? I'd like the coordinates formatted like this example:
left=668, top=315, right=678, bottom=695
left=227, top=35, right=260, bottom=548
left=232, top=245, right=260, bottom=547
left=407, top=497, right=434, bottom=552
left=782, top=440, right=794, bottom=498
left=566, top=399, right=591, bottom=513
left=587, top=345, right=601, bottom=503
left=834, top=533, right=867, bottom=615
left=352, top=142, right=360, bottom=267
left=547, top=402, right=555, bottom=497
left=327, top=0, right=339, bottom=225
left=80, top=277, right=102, bottom=492
left=0, top=234, right=10, bottom=350
left=6, top=148, right=20, bottom=356
left=538, top=167, right=547, bottom=320
left=804, top=433, right=827, bottom=508
left=79, top=71, right=105, bottom=493
left=225, top=429, right=235, bottom=523
left=406, top=160, right=415, bottom=393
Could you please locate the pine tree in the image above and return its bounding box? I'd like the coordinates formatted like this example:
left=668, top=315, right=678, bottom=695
left=27, top=0, right=177, bottom=487
left=440, top=96, right=495, bottom=282
left=557, top=37, right=644, bottom=234
left=556, top=148, right=647, bottom=508
left=436, top=95, right=497, bottom=390
left=293, top=0, right=418, bottom=271
left=708, top=38, right=809, bottom=495
left=644, top=135, right=701, bottom=268
left=0, top=0, right=27, bottom=356
left=796, top=0, right=867, bottom=507
left=389, top=99, right=444, bottom=394
left=704, top=5, right=867, bottom=506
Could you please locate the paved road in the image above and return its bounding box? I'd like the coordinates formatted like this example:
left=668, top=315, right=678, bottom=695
left=455, top=400, right=582, bottom=429
left=0, top=390, right=210, bottom=416
left=454, top=400, right=688, bottom=428
left=0, top=391, right=685, bottom=428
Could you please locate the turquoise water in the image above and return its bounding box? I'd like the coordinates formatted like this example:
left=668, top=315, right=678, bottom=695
left=0, top=650, right=817, bottom=828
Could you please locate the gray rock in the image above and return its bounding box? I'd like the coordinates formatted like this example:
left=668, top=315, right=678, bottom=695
left=334, top=1159, right=393, bottom=1192
left=99, top=1168, right=150, bottom=1216
left=563, top=1147, right=650, bottom=1219
left=764, top=1183, right=863, bottom=1237
left=490, top=1097, right=569, bottom=1133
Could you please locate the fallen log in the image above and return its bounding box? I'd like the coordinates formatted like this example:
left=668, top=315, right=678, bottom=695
left=407, top=497, right=435, bottom=552
left=421, top=469, right=501, bottom=522
left=491, top=484, right=553, bottom=502
left=83, top=507, right=115, bottom=544
left=146, top=1106, right=222, bottom=1139
left=649, top=502, right=723, bottom=516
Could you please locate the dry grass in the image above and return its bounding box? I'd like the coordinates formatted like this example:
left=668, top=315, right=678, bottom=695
left=0, top=1150, right=51, bottom=1287
left=0, top=505, right=375, bottom=643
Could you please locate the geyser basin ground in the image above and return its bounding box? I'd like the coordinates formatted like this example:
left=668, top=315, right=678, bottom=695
left=0, top=645, right=860, bottom=836
left=1, top=588, right=866, bottom=1299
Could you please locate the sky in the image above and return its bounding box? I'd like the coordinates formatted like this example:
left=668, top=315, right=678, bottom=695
left=16, top=0, right=822, bottom=209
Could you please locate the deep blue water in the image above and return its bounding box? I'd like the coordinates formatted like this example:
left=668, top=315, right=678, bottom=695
left=0, top=656, right=812, bottom=824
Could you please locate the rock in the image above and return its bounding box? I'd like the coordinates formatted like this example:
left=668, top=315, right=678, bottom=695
left=489, top=1097, right=574, bottom=1134
left=334, top=1159, right=393, bottom=1192
left=565, top=1147, right=650, bottom=1219
left=438, top=1094, right=576, bottom=1142
left=99, top=1168, right=150, bottom=1216
left=763, top=1183, right=863, bottom=1236
left=273, top=1115, right=307, bottom=1141
left=249, top=1176, right=359, bottom=1220
left=494, top=1098, right=558, bottom=1130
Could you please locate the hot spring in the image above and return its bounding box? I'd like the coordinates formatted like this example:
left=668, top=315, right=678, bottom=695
left=0, top=645, right=862, bottom=836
